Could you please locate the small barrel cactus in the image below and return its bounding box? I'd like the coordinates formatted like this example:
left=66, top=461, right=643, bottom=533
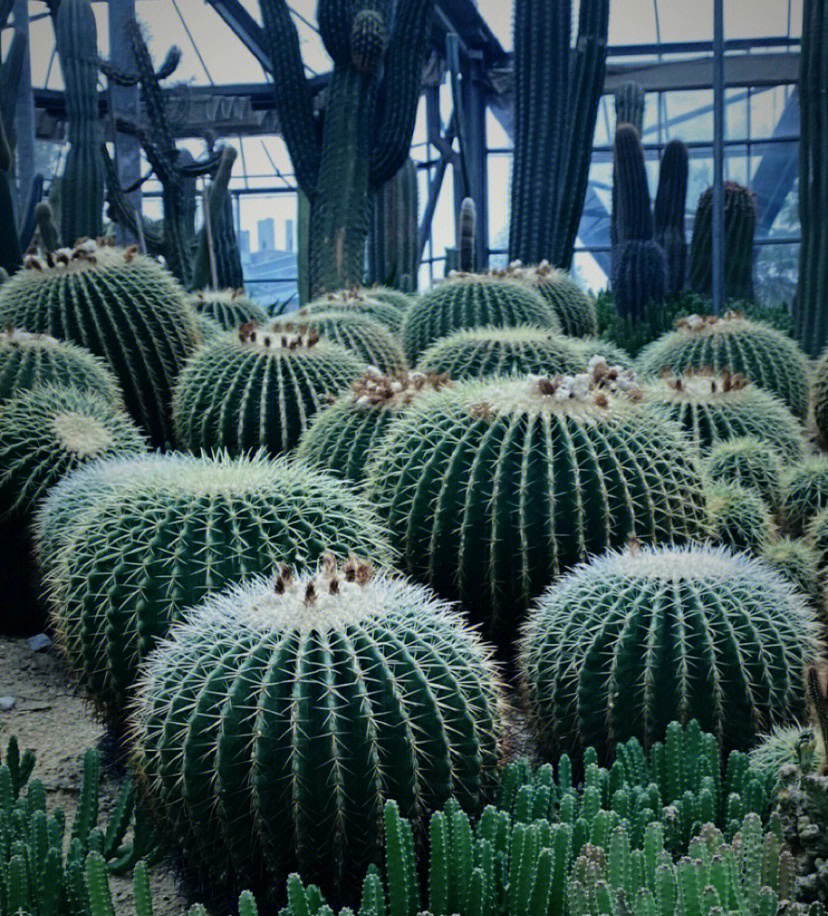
left=271, top=311, right=406, bottom=375
left=780, top=457, right=828, bottom=534
left=0, top=328, right=121, bottom=407
left=173, top=323, right=365, bottom=457
left=750, top=725, right=825, bottom=780
left=637, top=312, right=810, bottom=420
left=367, top=285, right=413, bottom=313
left=0, top=385, right=146, bottom=519
left=44, top=451, right=395, bottom=714
left=415, top=327, right=585, bottom=381
left=503, top=261, right=597, bottom=337
left=304, top=287, right=409, bottom=334
left=568, top=336, right=635, bottom=370
left=813, top=349, right=828, bottom=444
left=401, top=273, right=560, bottom=365
left=520, top=543, right=819, bottom=763
left=704, top=436, right=784, bottom=509
left=706, top=481, right=775, bottom=554
left=192, top=310, right=223, bottom=342
left=644, top=370, right=805, bottom=460
left=760, top=538, right=821, bottom=606
left=0, top=241, right=201, bottom=446
left=297, top=369, right=452, bottom=485
left=131, top=560, right=502, bottom=898
left=187, top=288, right=269, bottom=331
left=366, top=364, right=709, bottom=649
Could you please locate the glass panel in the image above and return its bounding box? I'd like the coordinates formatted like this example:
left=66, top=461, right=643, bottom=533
left=487, top=154, right=510, bottom=264
left=754, top=243, right=799, bottom=307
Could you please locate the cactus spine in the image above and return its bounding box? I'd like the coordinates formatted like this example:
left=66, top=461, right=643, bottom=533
left=55, top=0, right=103, bottom=244
left=654, top=139, right=689, bottom=296
left=509, top=0, right=610, bottom=268
left=689, top=183, right=757, bottom=300
left=611, top=125, right=667, bottom=320
left=368, top=157, right=419, bottom=292
left=259, top=0, right=435, bottom=297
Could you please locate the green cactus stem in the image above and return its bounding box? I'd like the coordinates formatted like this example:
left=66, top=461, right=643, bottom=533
left=654, top=140, right=689, bottom=296
left=368, top=157, right=419, bottom=292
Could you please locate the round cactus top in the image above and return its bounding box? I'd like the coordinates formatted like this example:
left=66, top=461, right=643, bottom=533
left=346, top=368, right=452, bottom=410
left=236, top=321, right=323, bottom=353
left=312, top=287, right=388, bottom=308
left=672, top=311, right=760, bottom=337
left=51, top=411, right=115, bottom=458
left=0, top=327, right=62, bottom=348
left=648, top=368, right=753, bottom=401
left=496, top=260, right=572, bottom=286
left=19, top=239, right=149, bottom=278
left=189, top=288, right=251, bottom=306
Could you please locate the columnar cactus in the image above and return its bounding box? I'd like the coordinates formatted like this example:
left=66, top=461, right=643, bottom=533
left=761, top=538, right=821, bottom=605
left=0, top=328, right=121, bottom=406
left=520, top=543, right=819, bottom=762
left=259, top=0, right=435, bottom=296
left=509, top=0, right=610, bottom=268
left=401, top=274, right=560, bottom=365
left=614, top=81, right=645, bottom=133
left=504, top=262, right=597, bottom=337
left=173, top=324, right=365, bottom=457
left=705, top=436, right=784, bottom=509
left=303, top=287, right=408, bottom=335
left=187, top=288, right=268, bottom=332
left=43, top=452, right=395, bottom=714
left=270, top=311, right=405, bottom=375
left=368, top=158, right=419, bottom=292
left=780, top=457, right=828, bottom=534
left=705, top=481, right=775, bottom=554
left=654, top=139, right=689, bottom=296
left=367, top=366, right=709, bottom=649
left=55, top=0, right=103, bottom=243
left=130, top=562, right=503, bottom=898
left=688, top=183, right=757, bottom=301
left=644, top=371, right=805, bottom=460
left=812, top=349, right=828, bottom=444
left=297, top=369, right=452, bottom=484
left=637, top=313, right=810, bottom=419
left=0, top=242, right=201, bottom=446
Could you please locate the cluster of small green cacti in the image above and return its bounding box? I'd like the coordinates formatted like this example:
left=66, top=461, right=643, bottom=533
left=520, top=543, right=818, bottom=764
left=760, top=538, right=822, bottom=606
left=705, top=437, right=784, bottom=510
left=0, top=240, right=200, bottom=447
left=187, top=288, right=268, bottom=331
left=303, top=287, right=409, bottom=335
left=172, top=323, right=365, bottom=456
left=705, top=481, right=776, bottom=553
left=41, top=451, right=394, bottom=715
left=400, top=273, right=560, bottom=365
left=637, top=312, right=810, bottom=419
left=501, top=262, right=598, bottom=337
left=130, top=560, right=502, bottom=900
left=0, top=736, right=158, bottom=916
left=644, top=369, right=805, bottom=460
left=297, top=369, right=452, bottom=484
left=270, top=311, right=406, bottom=375
left=780, top=458, right=828, bottom=534
left=367, top=364, right=709, bottom=650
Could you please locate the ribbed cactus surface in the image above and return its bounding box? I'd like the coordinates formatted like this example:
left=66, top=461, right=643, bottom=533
left=367, top=367, right=709, bottom=649
left=43, top=452, right=395, bottom=714
left=644, top=371, right=805, bottom=460
left=0, top=242, right=200, bottom=446
left=654, top=139, right=689, bottom=296
left=401, top=274, right=559, bottom=365
left=808, top=507, right=828, bottom=567
left=761, top=538, right=821, bottom=605
left=705, top=436, right=783, bottom=509
left=706, top=481, right=775, bottom=554
left=297, top=370, right=452, bottom=485
left=504, top=262, right=597, bottom=337
left=520, top=543, right=818, bottom=762
left=812, top=349, right=828, bottom=443
left=131, top=562, right=502, bottom=897
left=272, top=311, right=406, bottom=374
left=637, top=313, right=810, bottom=419
left=188, top=289, right=268, bottom=332
left=303, top=288, right=408, bottom=335
left=780, top=457, right=828, bottom=534
left=0, top=328, right=120, bottom=406
left=173, top=325, right=365, bottom=457
left=368, top=158, right=419, bottom=291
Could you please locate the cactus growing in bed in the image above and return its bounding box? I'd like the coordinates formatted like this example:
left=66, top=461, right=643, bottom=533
left=644, top=371, right=805, bottom=460
left=401, top=274, right=560, bottom=365
left=187, top=288, right=268, bottom=332
left=368, top=157, right=419, bottom=291
left=130, top=561, right=502, bottom=898
left=705, top=481, right=776, bottom=554
left=258, top=0, right=435, bottom=297
left=654, top=139, right=689, bottom=296
left=637, top=313, right=810, bottom=419
left=173, top=323, right=365, bottom=457
left=366, top=364, right=709, bottom=650
left=43, top=451, right=394, bottom=715
left=297, top=369, right=452, bottom=484
left=504, top=262, right=597, bottom=337
left=705, top=436, right=784, bottom=509
left=780, top=457, right=828, bottom=534
left=812, top=349, right=828, bottom=444
left=0, top=241, right=200, bottom=447
left=760, top=538, right=821, bottom=606
left=303, top=287, right=408, bottom=335
left=520, top=543, right=819, bottom=763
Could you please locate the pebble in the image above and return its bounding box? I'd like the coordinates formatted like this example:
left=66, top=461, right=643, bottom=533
left=0, top=696, right=16, bottom=710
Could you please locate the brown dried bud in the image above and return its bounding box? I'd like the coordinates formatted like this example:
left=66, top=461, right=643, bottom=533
left=279, top=564, right=293, bottom=585
left=593, top=391, right=609, bottom=408
left=355, top=561, right=374, bottom=585
left=328, top=576, right=340, bottom=595
left=124, top=245, right=139, bottom=262
left=343, top=556, right=359, bottom=582
left=274, top=576, right=285, bottom=595
left=304, top=582, right=317, bottom=605
left=536, top=377, right=559, bottom=397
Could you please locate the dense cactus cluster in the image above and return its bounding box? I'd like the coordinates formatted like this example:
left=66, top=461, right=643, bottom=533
left=705, top=436, right=784, bottom=509
left=780, top=458, right=828, bottom=534
left=637, top=313, right=810, bottom=419
left=187, top=288, right=268, bottom=331
left=503, top=262, right=597, bottom=337
left=705, top=481, right=776, bottom=553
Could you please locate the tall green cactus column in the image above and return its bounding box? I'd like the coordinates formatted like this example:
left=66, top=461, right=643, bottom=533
left=369, top=157, right=419, bottom=291
left=259, top=0, right=435, bottom=298
left=509, top=0, right=610, bottom=268
left=55, top=0, right=103, bottom=244
left=793, top=0, right=828, bottom=357
left=654, top=139, right=689, bottom=296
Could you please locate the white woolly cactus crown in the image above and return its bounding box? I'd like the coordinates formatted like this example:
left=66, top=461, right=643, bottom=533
left=347, top=367, right=452, bottom=410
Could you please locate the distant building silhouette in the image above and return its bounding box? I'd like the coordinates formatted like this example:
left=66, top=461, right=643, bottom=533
left=258, top=218, right=275, bottom=252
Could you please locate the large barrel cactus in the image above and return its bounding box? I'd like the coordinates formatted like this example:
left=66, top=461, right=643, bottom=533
left=0, top=242, right=200, bottom=446
left=173, top=324, right=365, bottom=457
left=644, top=371, right=805, bottom=460
left=704, top=436, right=784, bottom=509
left=520, top=543, right=819, bottom=763
left=780, top=457, right=828, bottom=534
left=504, top=262, right=597, bottom=337
left=303, top=288, right=408, bottom=335
left=271, top=311, right=406, bottom=375
left=187, top=288, right=268, bottom=332
left=130, top=562, right=502, bottom=899
left=0, top=328, right=120, bottom=406
left=297, top=369, right=452, bottom=485
left=366, top=366, right=709, bottom=649
left=637, top=313, right=810, bottom=419
left=43, top=451, right=395, bottom=714
left=401, top=274, right=559, bottom=365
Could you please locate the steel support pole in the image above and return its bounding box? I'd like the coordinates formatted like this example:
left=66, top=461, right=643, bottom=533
left=12, top=0, right=34, bottom=215
left=712, top=0, right=725, bottom=314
